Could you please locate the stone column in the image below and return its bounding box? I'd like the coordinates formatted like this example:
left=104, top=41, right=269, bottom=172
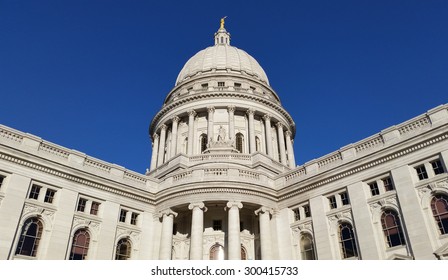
left=157, top=124, right=167, bottom=166
left=159, top=209, right=178, bottom=260
left=247, top=109, right=256, bottom=153
left=276, top=122, right=287, bottom=164
left=188, top=202, right=207, bottom=260
left=207, top=106, right=215, bottom=143
left=170, top=116, right=180, bottom=158
left=150, top=134, right=159, bottom=171
left=263, top=114, right=273, bottom=157
left=226, top=201, right=243, bottom=260
left=255, top=206, right=273, bottom=259
left=228, top=105, right=235, bottom=140
left=187, top=110, right=196, bottom=155
left=285, top=130, right=296, bottom=168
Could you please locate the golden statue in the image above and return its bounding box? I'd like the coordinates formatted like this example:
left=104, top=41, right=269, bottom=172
left=220, top=16, right=227, bottom=29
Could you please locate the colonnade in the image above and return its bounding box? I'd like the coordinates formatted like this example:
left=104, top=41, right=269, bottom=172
left=150, top=106, right=296, bottom=170
left=158, top=202, right=274, bottom=260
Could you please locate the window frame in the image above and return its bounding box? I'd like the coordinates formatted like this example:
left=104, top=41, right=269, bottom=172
left=15, top=217, right=43, bottom=257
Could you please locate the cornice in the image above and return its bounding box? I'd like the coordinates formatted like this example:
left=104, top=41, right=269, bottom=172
left=150, top=91, right=296, bottom=138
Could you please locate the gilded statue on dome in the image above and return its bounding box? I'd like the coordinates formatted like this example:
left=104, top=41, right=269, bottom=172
left=220, top=16, right=227, bottom=29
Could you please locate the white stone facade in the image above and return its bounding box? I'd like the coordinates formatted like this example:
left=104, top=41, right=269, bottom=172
left=0, top=23, right=447, bottom=260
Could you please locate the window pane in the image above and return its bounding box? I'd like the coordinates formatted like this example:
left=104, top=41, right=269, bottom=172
left=15, top=217, right=43, bottom=257
left=381, top=210, right=406, bottom=247
left=44, top=189, right=56, bottom=203
left=115, top=238, right=131, bottom=260
left=29, top=185, right=41, bottom=200
left=339, top=223, right=358, bottom=259
left=431, top=195, right=448, bottom=235
left=69, top=229, right=90, bottom=260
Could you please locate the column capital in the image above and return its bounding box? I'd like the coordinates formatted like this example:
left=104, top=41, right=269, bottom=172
left=158, top=208, right=178, bottom=219
left=263, top=114, right=271, bottom=121
left=227, top=105, right=236, bottom=113
left=172, top=116, right=180, bottom=123
left=255, top=206, right=273, bottom=216
left=226, top=201, right=243, bottom=210
left=246, top=108, right=255, bottom=116
left=207, top=106, right=215, bottom=113
left=153, top=133, right=160, bottom=140
left=276, top=122, right=284, bottom=129
left=188, top=110, right=197, bottom=117
left=160, top=124, right=168, bottom=131
left=285, top=130, right=292, bottom=138
left=188, top=202, right=208, bottom=212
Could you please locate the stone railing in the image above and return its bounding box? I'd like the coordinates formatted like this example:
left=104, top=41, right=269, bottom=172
left=39, top=143, right=70, bottom=159
left=239, top=169, right=260, bottom=180
left=84, top=158, right=111, bottom=173
left=354, top=135, right=384, bottom=154
left=173, top=171, right=192, bottom=182
left=398, top=116, right=431, bottom=136
left=204, top=168, right=228, bottom=176
left=0, top=127, right=23, bottom=143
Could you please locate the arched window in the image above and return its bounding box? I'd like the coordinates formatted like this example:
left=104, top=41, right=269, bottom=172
left=209, top=244, right=224, bottom=260
left=431, top=194, right=448, bottom=235
left=381, top=210, right=406, bottom=247
left=241, top=245, right=247, bottom=260
left=255, top=136, right=261, bottom=152
left=236, top=133, right=244, bottom=153
left=200, top=133, right=207, bottom=153
left=15, top=217, right=43, bottom=257
left=69, top=229, right=90, bottom=260
left=115, top=238, right=132, bottom=260
left=300, top=233, right=316, bottom=260
left=339, top=222, right=358, bottom=259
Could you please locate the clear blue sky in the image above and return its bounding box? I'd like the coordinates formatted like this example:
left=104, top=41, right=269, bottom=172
left=1, top=1, right=447, bottom=173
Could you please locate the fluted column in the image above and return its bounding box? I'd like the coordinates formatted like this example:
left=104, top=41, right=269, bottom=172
left=150, top=134, right=159, bottom=171
left=189, top=202, right=207, bottom=260
left=276, top=122, right=287, bottom=164
left=157, top=124, right=167, bottom=167
left=187, top=110, right=196, bottom=155
left=228, top=105, right=235, bottom=140
left=255, top=207, right=273, bottom=259
left=263, top=114, right=273, bottom=157
left=226, top=201, right=243, bottom=260
left=159, top=209, right=178, bottom=260
left=170, top=116, right=180, bottom=158
left=247, top=109, right=256, bottom=153
left=285, top=130, right=296, bottom=168
left=207, top=106, right=215, bottom=142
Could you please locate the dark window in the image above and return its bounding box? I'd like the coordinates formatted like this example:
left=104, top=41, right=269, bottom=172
left=69, top=229, right=90, bottom=260
left=115, top=238, right=131, bottom=260
left=218, top=82, right=225, bottom=87
left=241, top=246, right=247, bottom=260
left=303, top=205, right=311, bottom=218
left=236, top=133, right=244, bottom=153
left=369, top=182, right=380, bottom=196
left=44, top=189, right=56, bottom=203
left=255, top=136, right=261, bottom=152
left=300, top=234, right=316, bottom=260
left=200, top=133, right=208, bottom=153
left=29, top=185, right=41, bottom=200
left=432, top=160, right=445, bottom=175
left=130, top=213, right=139, bottom=225
left=341, top=192, right=350, bottom=205
left=119, top=209, right=127, bottom=223
left=339, top=223, right=358, bottom=259
left=172, top=223, right=178, bottom=235
left=234, top=82, right=241, bottom=88
left=381, top=210, right=406, bottom=247
left=415, top=165, right=428, bottom=180
left=90, top=202, right=100, bottom=215
left=0, top=175, right=5, bottom=189
left=383, top=177, right=394, bottom=192
left=431, top=194, right=448, bottom=235
left=250, top=86, right=256, bottom=91
left=201, top=83, right=208, bottom=89
left=209, top=244, right=224, bottom=260
left=293, top=208, right=300, bottom=221
left=77, top=198, right=87, bottom=212
left=329, top=196, right=337, bottom=209
left=213, top=220, right=222, bottom=231
left=15, top=217, right=43, bottom=257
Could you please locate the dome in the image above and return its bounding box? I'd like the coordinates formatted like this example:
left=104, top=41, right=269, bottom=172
left=175, top=25, right=269, bottom=86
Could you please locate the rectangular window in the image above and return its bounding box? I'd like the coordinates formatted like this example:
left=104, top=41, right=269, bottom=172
left=213, top=220, right=222, bottom=231
left=415, top=165, right=428, bottom=180
left=303, top=205, right=311, bottom=218
left=369, top=182, right=380, bottom=196
left=119, top=209, right=127, bottom=223
left=329, top=196, right=337, bottom=209
left=341, top=192, right=350, bottom=205
left=218, top=82, right=225, bottom=87
left=234, top=82, right=241, bottom=88
left=383, top=177, right=394, bottom=192
left=29, top=185, right=41, bottom=200
left=201, top=83, right=208, bottom=89
left=77, top=198, right=87, bottom=212
left=90, top=201, right=100, bottom=215
left=44, top=189, right=56, bottom=203
left=130, top=212, right=139, bottom=225
left=250, top=86, right=256, bottom=91
left=432, top=160, right=445, bottom=175
left=293, top=208, right=300, bottom=221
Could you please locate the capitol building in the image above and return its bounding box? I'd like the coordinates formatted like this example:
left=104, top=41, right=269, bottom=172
left=0, top=21, right=447, bottom=260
